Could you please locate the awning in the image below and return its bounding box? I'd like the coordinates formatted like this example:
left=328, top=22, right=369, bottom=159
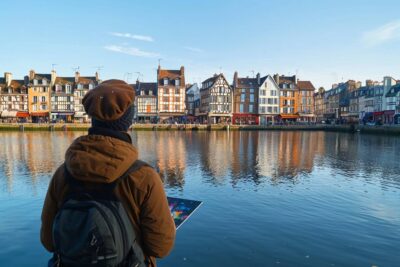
left=373, top=111, right=384, bottom=116
left=17, top=112, right=29, bottom=118
left=278, top=114, right=300, bottom=119
left=1, top=110, right=18, bottom=117
left=74, top=112, right=87, bottom=117
left=232, top=113, right=258, bottom=118
left=298, top=113, right=316, bottom=117
left=30, top=112, right=49, bottom=117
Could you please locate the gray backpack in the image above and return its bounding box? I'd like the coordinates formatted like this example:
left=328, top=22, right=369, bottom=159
left=50, top=160, right=149, bottom=267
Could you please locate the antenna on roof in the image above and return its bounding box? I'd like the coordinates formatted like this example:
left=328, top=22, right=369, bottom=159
left=51, top=64, right=57, bottom=71
left=134, top=72, right=143, bottom=82
left=124, top=72, right=132, bottom=83
left=250, top=70, right=255, bottom=78
left=158, top=58, right=162, bottom=68
left=94, top=66, right=104, bottom=73
left=72, top=66, right=80, bottom=73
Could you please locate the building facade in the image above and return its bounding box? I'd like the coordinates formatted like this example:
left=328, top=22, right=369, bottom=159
left=297, top=80, right=316, bottom=122
left=314, top=87, right=325, bottom=122
left=275, top=74, right=299, bottom=122
left=199, top=73, right=232, bottom=124
left=157, top=66, right=186, bottom=122
left=185, top=83, right=200, bottom=122
left=132, top=80, right=158, bottom=123
left=26, top=70, right=53, bottom=123
left=257, top=74, right=280, bottom=125
left=73, top=72, right=98, bottom=122
left=0, top=73, right=29, bottom=122
left=51, top=75, right=75, bottom=122
left=232, top=72, right=259, bottom=125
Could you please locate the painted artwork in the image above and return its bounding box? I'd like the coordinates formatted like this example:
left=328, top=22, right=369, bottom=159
left=167, top=197, right=203, bottom=229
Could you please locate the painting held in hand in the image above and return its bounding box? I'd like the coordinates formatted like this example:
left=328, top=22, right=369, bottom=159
left=167, top=197, right=202, bottom=229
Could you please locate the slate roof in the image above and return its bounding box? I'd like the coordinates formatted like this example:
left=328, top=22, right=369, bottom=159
left=131, top=82, right=157, bottom=96
left=386, top=83, right=400, bottom=97
left=157, top=67, right=185, bottom=86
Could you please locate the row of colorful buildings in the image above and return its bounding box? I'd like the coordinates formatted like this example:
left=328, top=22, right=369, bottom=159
left=1, top=66, right=399, bottom=124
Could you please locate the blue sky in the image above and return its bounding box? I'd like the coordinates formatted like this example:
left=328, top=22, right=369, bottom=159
left=1, top=0, right=400, bottom=89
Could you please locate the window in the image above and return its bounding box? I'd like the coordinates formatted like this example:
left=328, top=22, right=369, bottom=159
left=260, top=90, right=266, bottom=96
left=175, top=79, right=180, bottom=86
left=239, top=104, right=244, bottom=113
left=163, top=78, right=169, bottom=85
left=33, top=105, right=37, bottom=111
left=175, top=104, right=179, bottom=111
left=175, top=97, right=180, bottom=102
left=165, top=88, right=169, bottom=94
left=249, top=104, right=254, bottom=113
left=274, top=98, right=278, bottom=104
left=250, top=94, right=254, bottom=102
left=88, top=84, right=94, bottom=90
left=273, top=107, right=278, bottom=113
left=33, top=96, right=38, bottom=103
left=175, top=88, right=180, bottom=94
left=42, top=79, right=47, bottom=85
left=163, top=96, right=169, bottom=102
left=268, top=98, right=273, bottom=104
left=41, top=96, right=46, bottom=102
left=141, top=90, right=145, bottom=96
left=267, top=107, right=272, bottom=113
left=56, top=84, right=62, bottom=92
left=163, top=104, right=168, bottom=111
left=149, top=90, right=153, bottom=96
left=241, top=93, right=245, bottom=102
left=260, top=107, right=265, bottom=113
left=33, top=79, right=38, bottom=85
left=78, top=84, right=83, bottom=89
left=41, top=104, right=47, bottom=110
left=250, top=88, right=254, bottom=93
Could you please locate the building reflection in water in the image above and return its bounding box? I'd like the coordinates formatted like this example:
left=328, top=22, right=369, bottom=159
left=1, top=131, right=400, bottom=193
left=0, top=131, right=83, bottom=193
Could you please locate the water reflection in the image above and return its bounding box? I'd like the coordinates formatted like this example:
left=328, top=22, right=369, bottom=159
left=1, top=131, right=400, bottom=194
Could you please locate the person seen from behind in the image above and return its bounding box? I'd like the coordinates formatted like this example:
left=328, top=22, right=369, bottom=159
left=40, top=79, right=176, bottom=266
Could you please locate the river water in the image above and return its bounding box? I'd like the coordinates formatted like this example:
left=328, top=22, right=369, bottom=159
left=0, top=131, right=399, bottom=267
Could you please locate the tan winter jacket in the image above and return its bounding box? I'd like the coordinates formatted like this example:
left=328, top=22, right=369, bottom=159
left=40, top=132, right=176, bottom=267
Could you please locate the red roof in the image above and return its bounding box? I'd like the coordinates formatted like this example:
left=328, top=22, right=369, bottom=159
left=297, top=80, right=315, bottom=91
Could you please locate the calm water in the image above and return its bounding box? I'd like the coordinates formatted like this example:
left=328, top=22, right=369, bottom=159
left=0, top=131, right=399, bottom=267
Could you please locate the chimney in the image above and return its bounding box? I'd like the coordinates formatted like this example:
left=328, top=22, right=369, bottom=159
left=75, top=71, right=80, bottom=83
left=256, top=73, right=261, bottom=85
left=4, top=72, right=12, bottom=87
left=29, top=69, right=35, bottom=80
left=233, top=71, right=238, bottom=87
left=51, top=70, right=57, bottom=86
left=293, top=75, right=297, bottom=84
left=273, top=74, right=279, bottom=85
left=180, top=66, right=185, bottom=75
left=95, top=71, right=99, bottom=81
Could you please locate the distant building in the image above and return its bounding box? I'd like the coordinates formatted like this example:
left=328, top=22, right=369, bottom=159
left=199, top=73, right=232, bottom=124
left=232, top=72, right=259, bottom=125
left=0, top=72, right=29, bottom=122
left=26, top=70, right=53, bottom=123
left=382, top=76, right=398, bottom=123
left=185, top=83, right=200, bottom=122
left=297, top=80, right=316, bottom=122
left=157, top=66, right=186, bottom=122
left=132, top=80, right=158, bottom=123
left=275, top=74, right=299, bottom=122
left=73, top=72, right=99, bottom=123
left=314, top=87, right=325, bottom=122
left=51, top=74, right=75, bottom=122
left=257, top=74, right=280, bottom=125
left=385, top=83, right=400, bottom=124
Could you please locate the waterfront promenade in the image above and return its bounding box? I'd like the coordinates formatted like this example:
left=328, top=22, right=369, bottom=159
left=1, top=123, right=400, bottom=135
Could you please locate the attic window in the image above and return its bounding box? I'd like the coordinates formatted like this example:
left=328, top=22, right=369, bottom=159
left=88, top=84, right=94, bottom=90
left=42, top=79, right=47, bottom=85
left=164, top=78, right=169, bottom=85
left=33, top=79, right=38, bottom=85
left=175, top=79, right=180, bottom=86
left=149, top=90, right=153, bottom=95
left=55, top=84, right=62, bottom=92
left=141, top=90, right=144, bottom=96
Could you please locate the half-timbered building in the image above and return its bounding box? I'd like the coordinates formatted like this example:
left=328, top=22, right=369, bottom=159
left=157, top=66, right=186, bottom=122
left=199, top=73, right=232, bottom=124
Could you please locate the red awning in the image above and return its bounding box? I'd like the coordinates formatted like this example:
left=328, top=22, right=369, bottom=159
left=16, top=112, right=29, bottom=118
left=373, top=111, right=384, bottom=116
left=30, top=112, right=49, bottom=117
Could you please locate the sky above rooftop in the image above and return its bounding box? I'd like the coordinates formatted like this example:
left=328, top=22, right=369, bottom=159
left=1, top=0, right=400, bottom=89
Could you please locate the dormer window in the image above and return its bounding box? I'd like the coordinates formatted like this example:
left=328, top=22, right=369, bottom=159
left=149, top=90, right=153, bottom=96
left=42, top=79, right=47, bottom=85
left=33, top=79, right=38, bottom=85
left=290, top=84, right=294, bottom=89
left=78, top=83, right=83, bottom=90
left=55, top=84, right=62, bottom=92
left=88, top=83, right=94, bottom=90
left=66, top=84, right=72, bottom=93
left=141, top=90, right=144, bottom=96
left=163, top=78, right=169, bottom=85
left=175, top=79, right=180, bottom=86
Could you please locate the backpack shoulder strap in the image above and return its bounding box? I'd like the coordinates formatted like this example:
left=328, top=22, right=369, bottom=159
left=119, top=160, right=152, bottom=181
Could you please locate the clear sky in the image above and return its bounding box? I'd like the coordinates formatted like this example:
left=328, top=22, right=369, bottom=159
left=1, top=0, right=400, bottom=89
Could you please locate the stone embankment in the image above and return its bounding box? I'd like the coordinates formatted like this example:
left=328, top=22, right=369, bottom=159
left=1, top=123, right=399, bottom=135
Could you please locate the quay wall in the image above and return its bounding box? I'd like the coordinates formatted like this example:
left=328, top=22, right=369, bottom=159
left=1, top=123, right=400, bottom=135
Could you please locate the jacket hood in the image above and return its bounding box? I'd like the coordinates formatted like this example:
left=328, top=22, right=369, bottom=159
left=65, top=134, right=138, bottom=183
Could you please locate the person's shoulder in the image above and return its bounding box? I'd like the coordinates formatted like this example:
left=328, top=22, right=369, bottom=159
left=127, top=161, right=161, bottom=192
